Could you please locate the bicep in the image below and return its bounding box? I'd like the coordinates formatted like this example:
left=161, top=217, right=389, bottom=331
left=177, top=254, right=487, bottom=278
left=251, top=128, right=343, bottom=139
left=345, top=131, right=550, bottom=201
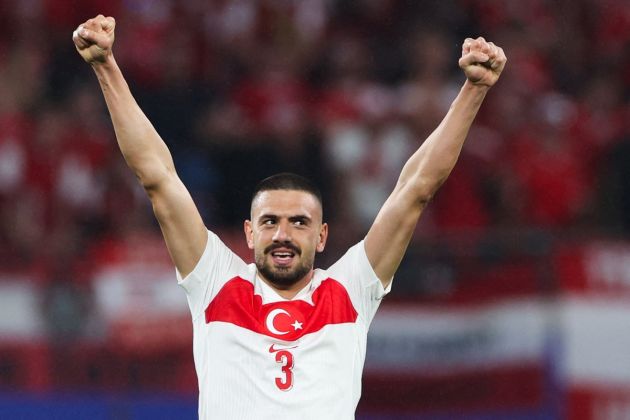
left=147, top=173, right=208, bottom=278
left=364, top=185, right=426, bottom=287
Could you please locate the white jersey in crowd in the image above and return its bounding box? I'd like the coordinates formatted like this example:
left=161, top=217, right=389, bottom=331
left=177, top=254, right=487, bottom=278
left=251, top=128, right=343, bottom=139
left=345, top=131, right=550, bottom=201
left=177, top=230, right=391, bottom=420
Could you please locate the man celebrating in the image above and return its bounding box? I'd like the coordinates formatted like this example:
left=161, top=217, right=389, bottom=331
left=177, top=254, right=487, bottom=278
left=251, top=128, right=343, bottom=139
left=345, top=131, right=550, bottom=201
left=73, top=14, right=506, bottom=420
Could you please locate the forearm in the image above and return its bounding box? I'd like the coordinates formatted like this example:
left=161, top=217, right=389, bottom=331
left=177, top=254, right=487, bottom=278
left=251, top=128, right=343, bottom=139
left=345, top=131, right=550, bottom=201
left=92, top=55, right=174, bottom=190
left=397, top=80, right=488, bottom=203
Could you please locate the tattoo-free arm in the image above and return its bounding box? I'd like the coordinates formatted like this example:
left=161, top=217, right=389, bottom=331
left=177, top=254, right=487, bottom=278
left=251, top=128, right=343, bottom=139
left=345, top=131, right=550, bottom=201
left=365, top=37, right=507, bottom=287
left=74, top=15, right=207, bottom=277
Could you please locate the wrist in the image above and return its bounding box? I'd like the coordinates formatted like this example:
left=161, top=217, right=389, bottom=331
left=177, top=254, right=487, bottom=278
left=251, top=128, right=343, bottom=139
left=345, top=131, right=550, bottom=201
left=90, top=53, right=117, bottom=71
left=463, top=79, right=491, bottom=93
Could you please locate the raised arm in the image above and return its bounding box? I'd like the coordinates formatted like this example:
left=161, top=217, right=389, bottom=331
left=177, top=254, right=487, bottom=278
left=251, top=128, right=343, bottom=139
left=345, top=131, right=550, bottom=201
left=72, top=15, right=207, bottom=277
left=365, top=37, right=507, bottom=287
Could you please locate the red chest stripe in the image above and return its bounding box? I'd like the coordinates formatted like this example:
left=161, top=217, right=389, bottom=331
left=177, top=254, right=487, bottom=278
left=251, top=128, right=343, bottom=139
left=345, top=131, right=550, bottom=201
left=204, top=277, right=358, bottom=341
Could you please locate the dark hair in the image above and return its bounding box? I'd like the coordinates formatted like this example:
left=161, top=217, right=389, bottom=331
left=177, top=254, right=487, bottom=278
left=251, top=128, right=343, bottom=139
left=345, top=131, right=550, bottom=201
left=251, top=172, right=323, bottom=209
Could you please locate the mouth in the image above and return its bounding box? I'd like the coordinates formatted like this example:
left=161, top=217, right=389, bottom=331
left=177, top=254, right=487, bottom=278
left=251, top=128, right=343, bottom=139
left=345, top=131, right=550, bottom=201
left=266, top=245, right=300, bottom=267
left=270, top=249, right=296, bottom=266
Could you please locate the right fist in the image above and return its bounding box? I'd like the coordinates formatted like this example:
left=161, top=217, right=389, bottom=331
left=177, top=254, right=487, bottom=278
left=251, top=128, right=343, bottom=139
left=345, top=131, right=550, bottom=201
left=72, top=15, right=116, bottom=64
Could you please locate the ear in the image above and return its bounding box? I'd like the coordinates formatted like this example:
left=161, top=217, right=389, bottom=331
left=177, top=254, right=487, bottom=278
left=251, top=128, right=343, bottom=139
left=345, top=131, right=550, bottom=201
left=244, top=220, right=254, bottom=250
left=316, top=222, right=328, bottom=253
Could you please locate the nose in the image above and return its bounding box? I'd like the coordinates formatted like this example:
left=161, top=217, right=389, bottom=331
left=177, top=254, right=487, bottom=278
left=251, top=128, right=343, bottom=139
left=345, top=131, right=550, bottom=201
left=272, top=221, right=291, bottom=242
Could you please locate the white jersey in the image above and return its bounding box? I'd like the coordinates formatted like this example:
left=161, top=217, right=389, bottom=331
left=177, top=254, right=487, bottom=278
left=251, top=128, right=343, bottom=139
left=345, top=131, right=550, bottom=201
left=177, top=230, right=391, bottom=420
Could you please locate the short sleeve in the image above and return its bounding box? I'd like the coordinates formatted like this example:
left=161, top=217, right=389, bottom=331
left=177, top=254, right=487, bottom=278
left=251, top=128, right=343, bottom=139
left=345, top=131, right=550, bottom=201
left=326, top=240, right=392, bottom=327
left=177, top=230, right=248, bottom=320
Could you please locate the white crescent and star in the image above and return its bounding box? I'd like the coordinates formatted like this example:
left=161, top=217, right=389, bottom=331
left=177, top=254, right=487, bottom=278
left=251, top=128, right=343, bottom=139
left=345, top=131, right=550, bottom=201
left=266, top=308, right=303, bottom=335
left=266, top=308, right=290, bottom=335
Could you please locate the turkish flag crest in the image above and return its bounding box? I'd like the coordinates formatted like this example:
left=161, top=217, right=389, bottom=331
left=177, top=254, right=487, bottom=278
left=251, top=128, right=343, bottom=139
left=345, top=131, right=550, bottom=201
left=263, top=304, right=306, bottom=340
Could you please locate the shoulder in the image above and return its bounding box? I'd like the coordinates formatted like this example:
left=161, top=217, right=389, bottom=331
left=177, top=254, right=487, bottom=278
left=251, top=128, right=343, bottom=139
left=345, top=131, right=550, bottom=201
left=178, top=230, right=251, bottom=287
left=326, top=241, right=369, bottom=274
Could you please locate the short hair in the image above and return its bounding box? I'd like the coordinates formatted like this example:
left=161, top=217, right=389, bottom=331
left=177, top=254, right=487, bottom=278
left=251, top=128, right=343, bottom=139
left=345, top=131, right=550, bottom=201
left=251, top=172, right=323, bottom=210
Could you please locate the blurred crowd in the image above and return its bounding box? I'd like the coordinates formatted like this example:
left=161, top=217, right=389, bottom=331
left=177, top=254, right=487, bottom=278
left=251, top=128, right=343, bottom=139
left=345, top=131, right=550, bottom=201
left=0, top=0, right=628, bottom=286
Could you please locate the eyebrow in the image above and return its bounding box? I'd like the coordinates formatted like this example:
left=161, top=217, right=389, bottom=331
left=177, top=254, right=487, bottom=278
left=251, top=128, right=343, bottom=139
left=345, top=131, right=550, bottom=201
left=258, top=213, right=277, bottom=220
left=258, top=213, right=312, bottom=222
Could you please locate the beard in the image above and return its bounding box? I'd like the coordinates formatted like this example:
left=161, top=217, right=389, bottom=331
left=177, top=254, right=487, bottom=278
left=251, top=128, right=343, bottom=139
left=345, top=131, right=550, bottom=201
left=255, top=243, right=314, bottom=289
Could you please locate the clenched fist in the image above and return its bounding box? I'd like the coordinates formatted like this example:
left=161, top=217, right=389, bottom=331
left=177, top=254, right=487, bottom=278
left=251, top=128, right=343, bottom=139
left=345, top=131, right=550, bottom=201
left=72, top=15, right=116, bottom=64
left=459, top=37, right=507, bottom=87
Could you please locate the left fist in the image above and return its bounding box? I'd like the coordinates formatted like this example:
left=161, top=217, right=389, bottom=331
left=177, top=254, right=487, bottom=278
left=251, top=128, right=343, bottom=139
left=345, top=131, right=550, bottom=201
left=459, top=37, right=507, bottom=87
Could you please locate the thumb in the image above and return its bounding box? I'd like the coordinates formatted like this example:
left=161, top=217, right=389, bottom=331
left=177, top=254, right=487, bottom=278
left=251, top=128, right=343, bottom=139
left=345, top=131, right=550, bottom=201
left=77, top=25, right=109, bottom=48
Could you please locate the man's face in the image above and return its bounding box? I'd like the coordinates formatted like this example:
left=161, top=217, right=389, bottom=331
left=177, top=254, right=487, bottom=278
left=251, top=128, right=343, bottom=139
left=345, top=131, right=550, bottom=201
left=245, top=190, right=328, bottom=290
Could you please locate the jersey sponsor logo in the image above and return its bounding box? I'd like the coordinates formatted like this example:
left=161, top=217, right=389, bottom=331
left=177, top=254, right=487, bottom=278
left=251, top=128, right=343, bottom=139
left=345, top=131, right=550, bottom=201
left=205, top=277, right=358, bottom=340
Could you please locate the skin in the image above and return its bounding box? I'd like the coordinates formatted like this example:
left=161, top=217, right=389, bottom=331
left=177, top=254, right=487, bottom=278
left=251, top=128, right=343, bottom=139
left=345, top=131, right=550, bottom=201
left=244, top=190, right=328, bottom=298
left=72, top=15, right=506, bottom=299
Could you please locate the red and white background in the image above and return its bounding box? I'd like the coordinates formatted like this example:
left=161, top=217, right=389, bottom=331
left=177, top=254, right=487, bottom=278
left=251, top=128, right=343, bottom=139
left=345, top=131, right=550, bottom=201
left=3, top=233, right=630, bottom=418
left=556, top=241, right=630, bottom=420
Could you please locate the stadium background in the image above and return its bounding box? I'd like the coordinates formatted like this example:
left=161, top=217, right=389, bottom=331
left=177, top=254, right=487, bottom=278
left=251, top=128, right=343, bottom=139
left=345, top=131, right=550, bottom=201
left=0, top=0, right=628, bottom=418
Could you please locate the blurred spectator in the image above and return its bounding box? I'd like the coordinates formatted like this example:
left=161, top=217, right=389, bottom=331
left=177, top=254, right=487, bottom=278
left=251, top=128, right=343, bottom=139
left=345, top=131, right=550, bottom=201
left=0, top=0, right=625, bottom=290
left=0, top=0, right=627, bottom=395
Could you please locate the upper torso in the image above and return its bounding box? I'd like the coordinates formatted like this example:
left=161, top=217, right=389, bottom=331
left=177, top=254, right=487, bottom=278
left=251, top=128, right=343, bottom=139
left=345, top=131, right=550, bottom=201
left=178, top=231, right=390, bottom=420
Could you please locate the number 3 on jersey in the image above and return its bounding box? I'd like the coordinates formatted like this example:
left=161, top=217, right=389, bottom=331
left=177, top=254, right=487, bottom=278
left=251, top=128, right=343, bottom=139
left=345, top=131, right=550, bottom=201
left=274, top=350, right=294, bottom=391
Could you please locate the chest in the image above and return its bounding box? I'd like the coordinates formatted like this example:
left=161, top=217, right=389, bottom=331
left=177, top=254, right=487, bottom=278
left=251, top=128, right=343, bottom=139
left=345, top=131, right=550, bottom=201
left=203, top=276, right=359, bottom=341
left=195, top=277, right=365, bottom=392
